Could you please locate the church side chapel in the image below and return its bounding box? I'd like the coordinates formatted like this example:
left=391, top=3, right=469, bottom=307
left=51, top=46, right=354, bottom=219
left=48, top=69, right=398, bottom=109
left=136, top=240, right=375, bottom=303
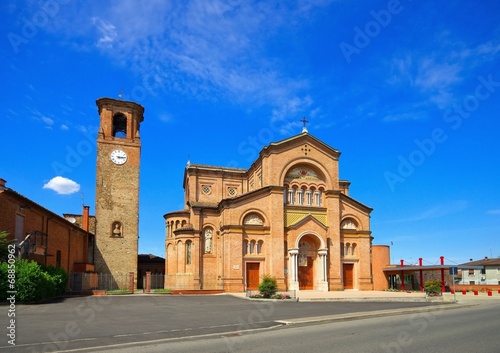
left=164, top=126, right=375, bottom=292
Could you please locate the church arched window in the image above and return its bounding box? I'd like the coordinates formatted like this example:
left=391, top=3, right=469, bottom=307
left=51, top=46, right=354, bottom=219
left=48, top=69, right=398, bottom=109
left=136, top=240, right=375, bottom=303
left=249, top=240, right=256, bottom=254
left=186, top=240, right=192, bottom=264
left=257, top=240, right=263, bottom=254
left=243, top=240, right=248, bottom=255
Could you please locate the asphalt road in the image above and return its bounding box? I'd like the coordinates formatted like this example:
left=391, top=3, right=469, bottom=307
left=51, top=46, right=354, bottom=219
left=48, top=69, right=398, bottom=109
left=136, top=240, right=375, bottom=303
left=97, top=301, right=500, bottom=353
left=1, top=294, right=444, bottom=352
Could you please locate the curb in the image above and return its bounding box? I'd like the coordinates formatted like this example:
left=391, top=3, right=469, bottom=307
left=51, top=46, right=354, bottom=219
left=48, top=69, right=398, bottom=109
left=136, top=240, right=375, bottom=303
left=275, top=302, right=477, bottom=326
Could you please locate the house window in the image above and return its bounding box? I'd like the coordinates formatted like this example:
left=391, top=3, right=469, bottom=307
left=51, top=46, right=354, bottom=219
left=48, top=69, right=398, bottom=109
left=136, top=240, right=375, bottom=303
left=202, top=185, right=211, bottom=195
left=468, top=269, right=475, bottom=276
left=56, top=250, right=61, bottom=267
left=243, top=240, right=248, bottom=255
left=87, top=234, right=95, bottom=264
left=15, top=214, right=25, bottom=244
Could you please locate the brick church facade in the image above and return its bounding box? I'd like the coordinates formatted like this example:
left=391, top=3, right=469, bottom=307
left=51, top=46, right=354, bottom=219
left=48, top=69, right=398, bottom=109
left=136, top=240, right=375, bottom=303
left=164, top=130, right=382, bottom=292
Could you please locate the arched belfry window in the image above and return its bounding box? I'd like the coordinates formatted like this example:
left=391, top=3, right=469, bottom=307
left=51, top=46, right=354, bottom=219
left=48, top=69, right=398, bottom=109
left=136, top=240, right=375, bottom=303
left=112, top=113, right=127, bottom=138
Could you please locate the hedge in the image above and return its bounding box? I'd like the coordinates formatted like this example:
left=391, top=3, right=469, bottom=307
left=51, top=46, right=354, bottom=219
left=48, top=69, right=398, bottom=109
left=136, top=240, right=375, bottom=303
left=0, top=259, right=69, bottom=302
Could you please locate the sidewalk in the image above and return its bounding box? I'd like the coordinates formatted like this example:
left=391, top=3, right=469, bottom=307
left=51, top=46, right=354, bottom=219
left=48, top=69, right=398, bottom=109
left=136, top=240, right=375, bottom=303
left=229, top=290, right=500, bottom=302
left=296, top=290, right=426, bottom=302
left=443, top=290, right=500, bottom=303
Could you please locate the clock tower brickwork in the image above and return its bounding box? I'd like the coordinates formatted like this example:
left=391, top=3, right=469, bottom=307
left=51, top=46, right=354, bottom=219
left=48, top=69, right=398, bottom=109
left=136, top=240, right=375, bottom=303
left=94, top=98, right=144, bottom=288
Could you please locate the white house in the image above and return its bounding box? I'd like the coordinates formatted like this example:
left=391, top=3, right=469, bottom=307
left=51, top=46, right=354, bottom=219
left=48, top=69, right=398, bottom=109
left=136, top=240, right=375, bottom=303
left=458, top=257, right=500, bottom=285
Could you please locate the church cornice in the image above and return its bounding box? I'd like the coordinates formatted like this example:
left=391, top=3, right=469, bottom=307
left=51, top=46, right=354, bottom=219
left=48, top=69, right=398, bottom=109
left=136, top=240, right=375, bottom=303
left=96, top=97, right=145, bottom=120
left=341, top=231, right=372, bottom=237
left=163, top=209, right=190, bottom=219
left=220, top=225, right=271, bottom=232
left=219, top=185, right=283, bottom=210
left=339, top=193, right=373, bottom=213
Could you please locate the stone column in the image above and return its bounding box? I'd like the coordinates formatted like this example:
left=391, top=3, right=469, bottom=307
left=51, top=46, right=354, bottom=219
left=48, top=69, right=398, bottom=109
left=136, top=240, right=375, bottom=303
left=288, top=248, right=299, bottom=291
left=317, top=249, right=328, bottom=291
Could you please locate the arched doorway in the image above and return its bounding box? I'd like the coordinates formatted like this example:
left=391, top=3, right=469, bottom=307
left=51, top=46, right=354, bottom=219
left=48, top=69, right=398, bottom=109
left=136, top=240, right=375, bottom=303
left=298, top=235, right=319, bottom=289
left=288, top=232, right=328, bottom=291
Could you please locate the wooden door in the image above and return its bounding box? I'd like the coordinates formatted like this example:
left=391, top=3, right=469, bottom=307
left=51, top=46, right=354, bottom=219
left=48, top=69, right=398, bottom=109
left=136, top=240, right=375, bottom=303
left=246, top=263, right=260, bottom=290
left=343, top=264, right=354, bottom=289
left=299, top=257, right=314, bottom=290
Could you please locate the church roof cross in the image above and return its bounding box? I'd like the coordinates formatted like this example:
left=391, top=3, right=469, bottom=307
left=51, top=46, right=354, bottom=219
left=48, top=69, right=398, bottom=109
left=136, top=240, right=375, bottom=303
left=300, top=117, right=309, bottom=133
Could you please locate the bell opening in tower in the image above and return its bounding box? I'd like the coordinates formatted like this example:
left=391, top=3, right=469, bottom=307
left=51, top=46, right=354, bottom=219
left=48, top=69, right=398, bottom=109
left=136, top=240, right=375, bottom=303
left=112, top=113, right=127, bottom=138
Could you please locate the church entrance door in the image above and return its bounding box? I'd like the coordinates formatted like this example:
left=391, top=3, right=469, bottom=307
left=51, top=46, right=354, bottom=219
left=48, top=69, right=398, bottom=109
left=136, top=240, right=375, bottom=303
left=246, top=263, right=260, bottom=290
left=343, top=263, right=354, bottom=289
left=298, top=256, right=314, bottom=290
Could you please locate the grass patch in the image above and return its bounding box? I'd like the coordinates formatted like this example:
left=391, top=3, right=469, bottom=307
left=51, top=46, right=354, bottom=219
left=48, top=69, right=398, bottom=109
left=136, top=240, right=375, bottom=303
left=153, top=288, right=172, bottom=294
left=106, top=289, right=131, bottom=295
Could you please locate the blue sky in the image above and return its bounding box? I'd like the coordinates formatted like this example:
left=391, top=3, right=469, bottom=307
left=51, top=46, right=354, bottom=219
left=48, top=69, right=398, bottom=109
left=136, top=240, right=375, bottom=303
left=1, top=0, right=499, bottom=265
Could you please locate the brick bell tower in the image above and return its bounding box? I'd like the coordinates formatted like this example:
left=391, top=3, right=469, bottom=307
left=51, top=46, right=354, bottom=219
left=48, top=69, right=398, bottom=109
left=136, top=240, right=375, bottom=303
left=94, top=97, right=144, bottom=289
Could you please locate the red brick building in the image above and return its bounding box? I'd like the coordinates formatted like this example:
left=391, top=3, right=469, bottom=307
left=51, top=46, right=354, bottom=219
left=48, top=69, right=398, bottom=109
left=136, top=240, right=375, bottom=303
left=0, top=178, right=94, bottom=274
left=164, top=131, right=390, bottom=292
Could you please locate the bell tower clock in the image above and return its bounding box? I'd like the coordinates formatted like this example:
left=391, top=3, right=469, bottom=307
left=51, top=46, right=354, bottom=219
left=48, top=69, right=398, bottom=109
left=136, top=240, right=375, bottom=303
left=94, top=97, right=144, bottom=289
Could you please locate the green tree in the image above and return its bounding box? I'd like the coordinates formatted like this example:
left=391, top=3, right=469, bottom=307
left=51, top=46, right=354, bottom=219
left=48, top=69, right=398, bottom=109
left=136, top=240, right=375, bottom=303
left=0, top=231, right=13, bottom=262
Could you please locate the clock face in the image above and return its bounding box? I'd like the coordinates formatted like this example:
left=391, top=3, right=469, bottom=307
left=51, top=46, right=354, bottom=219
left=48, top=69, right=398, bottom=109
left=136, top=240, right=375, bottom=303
left=110, top=149, right=127, bottom=165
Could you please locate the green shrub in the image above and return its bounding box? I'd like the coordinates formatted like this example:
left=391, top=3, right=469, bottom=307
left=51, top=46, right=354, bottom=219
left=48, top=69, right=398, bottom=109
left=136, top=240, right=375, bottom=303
left=0, top=259, right=69, bottom=302
left=258, top=275, right=277, bottom=298
left=43, top=264, right=69, bottom=296
left=0, top=231, right=12, bottom=262
left=424, top=280, right=442, bottom=296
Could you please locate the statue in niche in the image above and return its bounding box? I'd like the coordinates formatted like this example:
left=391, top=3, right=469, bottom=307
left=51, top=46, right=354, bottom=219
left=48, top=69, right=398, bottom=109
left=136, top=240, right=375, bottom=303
left=112, top=222, right=122, bottom=237
left=204, top=228, right=213, bottom=253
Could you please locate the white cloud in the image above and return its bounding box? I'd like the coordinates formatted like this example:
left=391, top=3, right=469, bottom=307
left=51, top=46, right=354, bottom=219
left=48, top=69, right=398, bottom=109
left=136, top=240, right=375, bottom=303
left=41, top=116, right=54, bottom=126
left=91, top=17, right=117, bottom=49
left=46, top=0, right=330, bottom=119
left=60, top=124, right=69, bottom=130
left=383, top=111, right=427, bottom=122
left=43, top=176, right=80, bottom=195
left=385, top=35, right=500, bottom=117
left=385, top=200, right=469, bottom=224
left=158, top=113, right=173, bottom=123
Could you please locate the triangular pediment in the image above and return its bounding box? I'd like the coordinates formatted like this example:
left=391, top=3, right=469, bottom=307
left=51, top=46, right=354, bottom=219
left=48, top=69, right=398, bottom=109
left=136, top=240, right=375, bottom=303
left=286, top=211, right=328, bottom=230
left=261, top=132, right=340, bottom=159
